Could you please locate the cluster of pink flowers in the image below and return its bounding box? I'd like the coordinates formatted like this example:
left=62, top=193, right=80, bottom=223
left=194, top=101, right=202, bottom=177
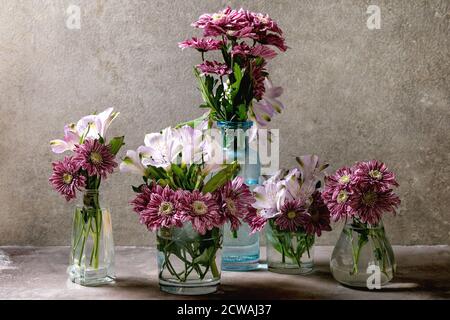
left=322, top=160, right=401, bottom=225
left=248, top=155, right=332, bottom=236
left=49, top=108, right=121, bottom=201
left=49, top=140, right=118, bottom=201
left=179, top=7, right=287, bottom=125
left=131, top=176, right=255, bottom=235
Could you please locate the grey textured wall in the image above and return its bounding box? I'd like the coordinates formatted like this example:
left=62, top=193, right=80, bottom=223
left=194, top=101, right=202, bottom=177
left=0, top=0, right=449, bottom=246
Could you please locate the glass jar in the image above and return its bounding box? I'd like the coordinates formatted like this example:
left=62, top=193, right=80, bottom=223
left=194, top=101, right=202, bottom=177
left=157, top=223, right=223, bottom=295
left=330, top=219, right=396, bottom=288
left=265, top=221, right=315, bottom=274
left=217, top=120, right=261, bottom=271
left=68, top=190, right=115, bottom=286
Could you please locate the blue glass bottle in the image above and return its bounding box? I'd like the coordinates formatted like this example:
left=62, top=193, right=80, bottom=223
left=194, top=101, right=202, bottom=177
left=217, top=121, right=260, bottom=271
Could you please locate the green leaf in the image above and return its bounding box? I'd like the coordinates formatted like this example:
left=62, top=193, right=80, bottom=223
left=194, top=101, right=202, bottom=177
left=108, top=136, right=125, bottom=156
left=202, top=162, right=240, bottom=193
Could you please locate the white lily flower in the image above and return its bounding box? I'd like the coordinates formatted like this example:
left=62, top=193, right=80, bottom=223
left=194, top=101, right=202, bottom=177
left=119, top=150, right=146, bottom=176
left=50, top=123, right=80, bottom=154
left=140, top=127, right=182, bottom=168
left=253, top=183, right=283, bottom=219
left=76, top=107, right=119, bottom=141
left=176, top=125, right=204, bottom=165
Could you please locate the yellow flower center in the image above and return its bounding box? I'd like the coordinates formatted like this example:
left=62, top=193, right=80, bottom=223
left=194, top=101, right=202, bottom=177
left=339, top=175, right=350, bottom=184
left=226, top=198, right=237, bottom=215
left=159, top=202, right=174, bottom=215
left=337, top=190, right=349, bottom=203
left=193, top=201, right=208, bottom=216
left=287, top=211, right=297, bottom=219
left=90, top=152, right=103, bottom=164
left=362, top=191, right=378, bottom=207
left=63, top=173, right=73, bottom=184
left=212, top=13, right=225, bottom=20
left=369, top=170, right=383, bottom=180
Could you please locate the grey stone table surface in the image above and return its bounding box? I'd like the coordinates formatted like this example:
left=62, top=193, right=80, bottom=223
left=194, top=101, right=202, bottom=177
left=0, top=246, right=449, bottom=300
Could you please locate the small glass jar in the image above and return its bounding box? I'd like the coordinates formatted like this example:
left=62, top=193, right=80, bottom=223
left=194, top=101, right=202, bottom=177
left=217, top=120, right=261, bottom=271
left=265, top=221, right=315, bottom=274
left=157, top=223, right=223, bottom=295
left=330, top=219, right=396, bottom=288
left=68, top=190, right=115, bottom=286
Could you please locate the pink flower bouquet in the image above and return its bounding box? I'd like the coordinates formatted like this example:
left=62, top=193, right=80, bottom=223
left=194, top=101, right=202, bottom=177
left=324, top=160, right=401, bottom=287
left=120, top=125, right=256, bottom=294
left=49, top=108, right=125, bottom=285
left=249, top=155, right=332, bottom=274
left=180, top=7, right=287, bottom=127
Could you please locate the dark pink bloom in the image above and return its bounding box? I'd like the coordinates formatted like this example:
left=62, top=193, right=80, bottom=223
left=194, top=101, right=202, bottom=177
left=139, top=185, right=183, bottom=231
left=178, top=37, right=223, bottom=52
left=73, top=139, right=117, bottom=178
left=130, top=184, right=154, bottom=213
left=244, top=206, right=267, bottom=234
left=302, top=192, right=332, bottom=236
left=275, top=199, right=308, bottom=232
left=232, top=44, right=277, bottom=60
left=192, top=7, right=248, bottom=37
left=215, top=176, right=255, bottom=231
left=349, top=187, right=401, bottom=225
left=258, top=33, right=288, bottom=52
left=197, top=60, right=231, bottom=76
left=49, top=156, right=86, bottom=201
left=353, top=160, right=399, bottom=191
left=251, top=61, right=267, bottom=100
left=247, top=11, right=283, bottom=35
left=322, top=166, right=355, bottom=221
left=178, top=190, right=221, bottom=235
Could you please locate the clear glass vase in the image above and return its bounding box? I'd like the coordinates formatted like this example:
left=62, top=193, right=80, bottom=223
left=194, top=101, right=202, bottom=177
left=330, top=219, right=396, bottom=288
left=217, top=120, right=261, bottom=271
left=265, top=221, right=315, bottom=274
left=157, top=223, right=223, bottom=295
left=68, top=190, right=115, bottom=286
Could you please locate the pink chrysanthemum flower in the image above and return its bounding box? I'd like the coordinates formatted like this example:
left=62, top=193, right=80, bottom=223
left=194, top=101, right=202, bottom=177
left=197, top=60, right=231, bottom=76
left=178, top=37, right=223, bottom=52
left=353, top=160, right=399, bottom=191
left=349, top=186, right=401, bottom=225
left=139, top=185, right=183, bottom=231
left=247, top=11, right=283, bottom=35
left=192, top=7, right=248, bottom=37
left=275, top=199, right=307, bottom=232
left=244, top=206, right=267, bottom=234
left=215, top=176, right=255, bottom=231
left=302, top=192, right=332, bottom=236
left=130, top=184, right=154, bottom=213
left=231, top=43, right=277, bottom=60
left=179, top=190, right=221, bottom=235
left=258, top=34, right=288, bottom=52
left=322, top=166, right=355, bottom=222
left=73, top=139, right=117, bottom=178
left=251, top=61, right=267, bottom=100
left=49, top=156, right=86, bottom=201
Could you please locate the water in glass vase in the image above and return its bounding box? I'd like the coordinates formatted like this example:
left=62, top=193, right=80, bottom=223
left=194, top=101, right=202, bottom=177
left=68, top=190, right=115, bottom=286
left=217, top=121, right=261, bottom=271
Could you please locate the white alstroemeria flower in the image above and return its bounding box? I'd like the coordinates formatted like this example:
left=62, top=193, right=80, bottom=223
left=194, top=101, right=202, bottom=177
left=140, top=127, right=182, bottom=168
left=176, top=125, right=204, bottom=165
left=76, top=107, right=119, bottom=141
left=119, top=150, right=146, bottom=176
left=253, top=183, right=283, bottom=219
left=50, top=123, right=80, bottom=154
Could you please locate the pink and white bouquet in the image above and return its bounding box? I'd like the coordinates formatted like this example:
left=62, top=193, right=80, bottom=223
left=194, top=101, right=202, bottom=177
left=180, top=6, right=287, bottom=127
left=49, top=108, right=124, bottom=285
left=120, top=125, right=256, bottom=291
left=248, top=155, right=332, bottom=273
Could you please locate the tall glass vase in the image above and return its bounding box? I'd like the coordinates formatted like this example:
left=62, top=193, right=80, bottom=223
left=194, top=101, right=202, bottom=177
left=157, top=223, right=223, bottom=295
left=330, top=219, right=396, bottom=288
left=68, top=189, right=115, bottom=286
left=217, top=120, right=260, bottom=271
